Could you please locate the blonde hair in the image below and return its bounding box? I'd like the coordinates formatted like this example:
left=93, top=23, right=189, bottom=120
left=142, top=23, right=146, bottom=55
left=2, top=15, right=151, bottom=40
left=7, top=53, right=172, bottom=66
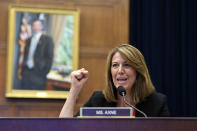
left=103, top=44, right=155, bottom=104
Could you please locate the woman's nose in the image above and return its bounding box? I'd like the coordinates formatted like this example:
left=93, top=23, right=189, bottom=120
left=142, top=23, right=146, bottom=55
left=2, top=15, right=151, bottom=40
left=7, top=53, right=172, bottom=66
left=118, top=65, right=124, bottom=74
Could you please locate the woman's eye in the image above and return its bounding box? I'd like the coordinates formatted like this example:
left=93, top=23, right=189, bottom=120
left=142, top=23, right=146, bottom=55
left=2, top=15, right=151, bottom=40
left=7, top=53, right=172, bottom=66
left=112, top=63, right=119, bottom=68
left=124, top=63, right=131, bottom=67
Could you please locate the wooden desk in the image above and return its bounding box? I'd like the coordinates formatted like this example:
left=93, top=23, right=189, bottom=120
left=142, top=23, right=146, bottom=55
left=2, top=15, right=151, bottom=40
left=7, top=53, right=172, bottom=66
left=0, top=117, right=197, bottom=131
left=46, top=79, right=71, bottom=90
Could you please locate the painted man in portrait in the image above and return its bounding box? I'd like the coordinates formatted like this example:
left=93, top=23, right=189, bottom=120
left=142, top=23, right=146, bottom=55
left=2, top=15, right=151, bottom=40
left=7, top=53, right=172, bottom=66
left=21, top=19, right=54, bottom=90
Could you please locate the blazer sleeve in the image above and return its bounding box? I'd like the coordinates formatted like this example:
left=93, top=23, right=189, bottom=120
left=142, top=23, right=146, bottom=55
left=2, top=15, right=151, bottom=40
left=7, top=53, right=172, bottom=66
left=74, top=91, right=109, bottom=117
left=158, top=94, right=170, bottom=117
left=136, top=92, right=170, bottom=117
left=35, top=35, right=54, bottom=74
left=74, top=92, right=98, bottom=117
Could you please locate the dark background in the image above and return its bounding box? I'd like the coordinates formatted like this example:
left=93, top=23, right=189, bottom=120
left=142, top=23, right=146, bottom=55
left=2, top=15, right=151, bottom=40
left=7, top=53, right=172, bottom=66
left=130, top=0, right=197, bottom=116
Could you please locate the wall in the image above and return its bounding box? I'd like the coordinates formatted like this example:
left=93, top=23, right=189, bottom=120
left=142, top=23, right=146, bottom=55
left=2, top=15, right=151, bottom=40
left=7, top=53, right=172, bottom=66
left=0, top=0, right=129, bottom=117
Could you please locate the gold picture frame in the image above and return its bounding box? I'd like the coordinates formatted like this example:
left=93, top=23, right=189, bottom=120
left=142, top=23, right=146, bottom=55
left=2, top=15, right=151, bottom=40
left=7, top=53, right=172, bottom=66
left=6, top=5, right=79, bottom=99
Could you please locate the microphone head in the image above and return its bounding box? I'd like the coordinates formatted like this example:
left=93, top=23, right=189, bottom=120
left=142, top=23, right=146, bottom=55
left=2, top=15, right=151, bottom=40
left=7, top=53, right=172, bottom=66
left=117, top=86, right=126, bottom=96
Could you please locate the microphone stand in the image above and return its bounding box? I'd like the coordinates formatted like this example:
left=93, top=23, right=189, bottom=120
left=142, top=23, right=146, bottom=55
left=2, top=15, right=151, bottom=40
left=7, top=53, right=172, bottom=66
left=122, top=95, right=147, bottom=118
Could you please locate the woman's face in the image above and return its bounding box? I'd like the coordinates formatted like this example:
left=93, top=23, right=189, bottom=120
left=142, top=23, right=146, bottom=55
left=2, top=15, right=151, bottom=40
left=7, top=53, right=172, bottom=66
left=111, top=52, right=136, bottom=91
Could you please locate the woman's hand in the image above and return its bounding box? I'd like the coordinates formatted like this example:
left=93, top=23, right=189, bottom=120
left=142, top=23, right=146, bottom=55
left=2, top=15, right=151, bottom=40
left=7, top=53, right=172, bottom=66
left=59, top=68, right=88, bottom=117
left=70, top=68, right=88, bottom=90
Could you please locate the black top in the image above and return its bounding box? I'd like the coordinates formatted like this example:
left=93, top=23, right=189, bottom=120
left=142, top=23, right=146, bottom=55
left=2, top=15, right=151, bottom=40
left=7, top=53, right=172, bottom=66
left=76, top=91, right=170, bottom=117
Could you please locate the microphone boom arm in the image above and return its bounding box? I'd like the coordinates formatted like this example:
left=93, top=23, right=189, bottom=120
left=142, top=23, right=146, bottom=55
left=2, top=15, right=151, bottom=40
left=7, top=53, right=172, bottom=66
left=123, top=95, right=147, bottom=118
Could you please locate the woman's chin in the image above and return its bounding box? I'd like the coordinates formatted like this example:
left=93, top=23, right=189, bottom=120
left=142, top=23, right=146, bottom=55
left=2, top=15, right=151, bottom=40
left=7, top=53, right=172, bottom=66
left=116, top=84, right=128, bottom=89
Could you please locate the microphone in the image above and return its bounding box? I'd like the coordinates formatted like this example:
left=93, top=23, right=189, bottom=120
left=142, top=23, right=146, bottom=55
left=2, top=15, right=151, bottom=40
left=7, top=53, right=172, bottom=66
left=118, top=86, right=148, bottom=118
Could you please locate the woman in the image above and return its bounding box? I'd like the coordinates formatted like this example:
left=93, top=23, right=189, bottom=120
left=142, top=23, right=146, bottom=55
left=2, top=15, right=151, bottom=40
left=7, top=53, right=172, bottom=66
left=59, top=44, right=169, bottom=117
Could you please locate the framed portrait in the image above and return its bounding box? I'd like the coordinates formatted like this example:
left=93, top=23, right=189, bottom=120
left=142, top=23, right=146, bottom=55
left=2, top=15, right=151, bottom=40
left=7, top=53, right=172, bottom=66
left=5, top=5, right=79, bottom=99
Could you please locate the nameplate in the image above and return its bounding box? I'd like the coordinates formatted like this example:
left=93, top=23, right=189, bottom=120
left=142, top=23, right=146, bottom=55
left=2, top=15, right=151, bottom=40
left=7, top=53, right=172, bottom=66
left=80, top=107, right=133, bottom=117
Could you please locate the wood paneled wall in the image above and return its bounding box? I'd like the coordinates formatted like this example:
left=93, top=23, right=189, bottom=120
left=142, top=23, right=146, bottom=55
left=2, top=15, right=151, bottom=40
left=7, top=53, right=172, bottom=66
left=0, top=0, right=129, bottom=117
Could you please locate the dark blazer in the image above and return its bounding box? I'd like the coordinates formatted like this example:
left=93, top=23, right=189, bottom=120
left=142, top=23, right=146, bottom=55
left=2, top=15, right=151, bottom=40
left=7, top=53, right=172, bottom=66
left=22, top=34, right=54, bottom=76
left=21, top=34, right=54, bottom=90
left=77, top=91, right=169, bottom=117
